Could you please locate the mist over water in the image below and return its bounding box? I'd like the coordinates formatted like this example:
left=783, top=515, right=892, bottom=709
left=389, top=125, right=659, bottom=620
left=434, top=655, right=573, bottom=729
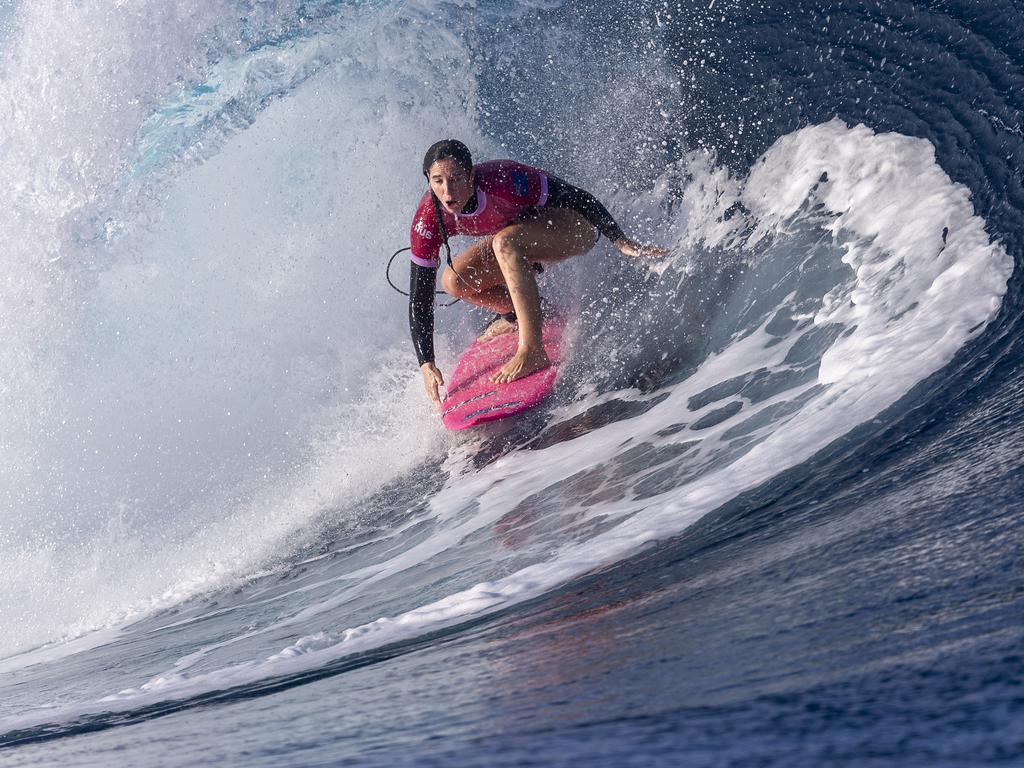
left=0, top=0, right=488, bottom=655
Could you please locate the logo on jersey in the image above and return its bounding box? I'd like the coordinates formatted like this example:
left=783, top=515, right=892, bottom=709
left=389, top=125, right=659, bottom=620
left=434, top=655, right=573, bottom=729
left=414, top=219, right=434, bottom=239
left=511, top=170, right=530, bottom=198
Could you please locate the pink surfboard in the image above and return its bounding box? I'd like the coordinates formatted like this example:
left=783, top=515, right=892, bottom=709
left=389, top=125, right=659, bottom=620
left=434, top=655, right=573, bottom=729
left=441, top=320, right=565, bottom=430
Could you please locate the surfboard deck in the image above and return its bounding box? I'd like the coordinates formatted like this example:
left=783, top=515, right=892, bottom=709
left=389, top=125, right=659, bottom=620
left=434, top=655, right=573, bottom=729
left=441, top=319, right=564, bottom=431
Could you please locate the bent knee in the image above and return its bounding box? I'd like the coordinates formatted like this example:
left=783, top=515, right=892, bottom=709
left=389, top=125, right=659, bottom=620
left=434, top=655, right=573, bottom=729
left=441, top=267, right=463, bottom=297
left=491, top=228, right=528, bottom=263
left=443, top=266, right=485, bottom=298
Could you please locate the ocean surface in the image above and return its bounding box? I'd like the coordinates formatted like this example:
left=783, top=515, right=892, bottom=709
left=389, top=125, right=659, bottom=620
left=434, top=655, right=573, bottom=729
left=1, top=1, right=1022, bottom=765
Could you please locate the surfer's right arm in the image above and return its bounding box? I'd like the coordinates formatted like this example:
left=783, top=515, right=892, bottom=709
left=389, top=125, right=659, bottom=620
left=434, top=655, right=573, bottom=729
left=409, top=261, right=444, bottom=406
left=409, top=197, right=446, bottom=406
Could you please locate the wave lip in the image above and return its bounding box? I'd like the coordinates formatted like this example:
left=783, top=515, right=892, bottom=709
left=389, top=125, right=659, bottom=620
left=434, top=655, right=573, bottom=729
left=742, top=120, right=1012, bottom=390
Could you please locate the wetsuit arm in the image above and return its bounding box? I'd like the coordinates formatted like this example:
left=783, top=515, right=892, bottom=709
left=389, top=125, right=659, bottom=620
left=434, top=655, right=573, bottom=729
left=409, top=261, right=437, bottom=365
left=545, top=175, right=626, bottom=243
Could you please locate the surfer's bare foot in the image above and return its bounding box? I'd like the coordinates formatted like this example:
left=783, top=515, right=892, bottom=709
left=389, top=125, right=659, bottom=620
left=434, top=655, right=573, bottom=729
left=478, top=316, right=517, bottom=342
left=491, top=346, right=550, bottom=383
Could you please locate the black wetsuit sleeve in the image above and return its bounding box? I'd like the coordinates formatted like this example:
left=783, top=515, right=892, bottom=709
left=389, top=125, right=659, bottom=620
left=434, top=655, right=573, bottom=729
left=409, top=261, right=437, bottom=366
left=545, top=175, right=626, bottom=243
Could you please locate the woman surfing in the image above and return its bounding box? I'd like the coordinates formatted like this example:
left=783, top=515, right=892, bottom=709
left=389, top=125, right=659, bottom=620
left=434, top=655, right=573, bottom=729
left=409, top=139, right=666, bottom=406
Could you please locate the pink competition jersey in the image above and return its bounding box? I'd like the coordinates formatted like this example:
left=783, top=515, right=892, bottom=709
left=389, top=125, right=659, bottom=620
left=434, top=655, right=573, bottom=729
left=409, top=160, right=550, bottom=268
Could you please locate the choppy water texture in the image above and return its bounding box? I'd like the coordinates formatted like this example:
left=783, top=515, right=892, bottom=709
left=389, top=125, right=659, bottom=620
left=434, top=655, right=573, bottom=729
left=1, top=0, right=1022, bottom=765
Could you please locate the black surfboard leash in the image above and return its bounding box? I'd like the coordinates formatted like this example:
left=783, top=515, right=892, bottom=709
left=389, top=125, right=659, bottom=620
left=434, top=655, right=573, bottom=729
left=385, top=246, right=460, bottom=306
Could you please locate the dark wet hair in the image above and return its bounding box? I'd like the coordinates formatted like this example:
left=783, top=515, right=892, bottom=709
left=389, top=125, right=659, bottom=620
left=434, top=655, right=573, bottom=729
left=422, top=139, right=473, bottom=176
left=420, top=140, right=473, bottom=281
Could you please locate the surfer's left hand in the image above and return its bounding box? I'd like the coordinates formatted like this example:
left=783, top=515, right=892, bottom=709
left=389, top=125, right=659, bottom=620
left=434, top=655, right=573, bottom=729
left=614, top=237, right=669, bottom=259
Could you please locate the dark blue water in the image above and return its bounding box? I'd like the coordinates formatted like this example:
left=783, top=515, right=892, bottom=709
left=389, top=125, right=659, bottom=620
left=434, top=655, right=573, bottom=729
left=1, top=0, right=1022, bottom=765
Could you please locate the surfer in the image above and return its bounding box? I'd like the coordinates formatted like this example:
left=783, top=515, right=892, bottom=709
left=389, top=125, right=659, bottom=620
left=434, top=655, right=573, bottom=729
left=410, top=139, right=665, bottom=405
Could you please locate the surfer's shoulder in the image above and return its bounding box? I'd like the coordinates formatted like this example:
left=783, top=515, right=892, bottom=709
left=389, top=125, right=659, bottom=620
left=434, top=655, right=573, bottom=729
left=475, top=159, right=541, bottom=183
left=476, top=160, right=547, bottom=203
left=410, top=191, right=441, bottom=265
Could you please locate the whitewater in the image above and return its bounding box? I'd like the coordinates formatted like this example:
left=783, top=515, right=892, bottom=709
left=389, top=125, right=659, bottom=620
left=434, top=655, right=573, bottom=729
left=1, top=1, right=1021, bottom=765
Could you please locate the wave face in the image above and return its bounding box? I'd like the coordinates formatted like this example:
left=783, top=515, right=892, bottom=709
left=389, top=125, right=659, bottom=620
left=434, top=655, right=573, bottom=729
left=1, top=0, right=1021, bottom=765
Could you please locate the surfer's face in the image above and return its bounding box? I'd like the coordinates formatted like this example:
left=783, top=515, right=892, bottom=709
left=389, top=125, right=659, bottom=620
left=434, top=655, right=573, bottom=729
left=428, top=158, right=474, bottom=213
